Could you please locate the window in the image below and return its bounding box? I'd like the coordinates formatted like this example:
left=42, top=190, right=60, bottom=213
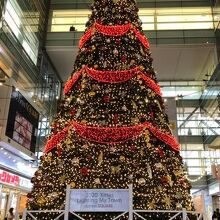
left=4, top=0, right=39, bottom=64
left=49, top=7, right=213, bottom=32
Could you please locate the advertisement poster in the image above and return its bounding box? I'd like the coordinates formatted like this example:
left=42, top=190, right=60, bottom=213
left=5, top=87, right=39, bottom=153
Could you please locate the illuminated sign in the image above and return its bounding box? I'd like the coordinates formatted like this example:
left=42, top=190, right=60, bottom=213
left=0, top=170, right=19, bottom=186
left=5, top=87, right=39, bottom=153
left=70, top=189, right=129, bottom=212
left=0, top=169, right=32, bottom=189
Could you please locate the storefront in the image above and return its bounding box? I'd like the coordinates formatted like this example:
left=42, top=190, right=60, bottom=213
left=0, top=169, right=32, bottom=220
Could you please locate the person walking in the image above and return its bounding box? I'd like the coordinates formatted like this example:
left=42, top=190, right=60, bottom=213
left=5, top=207, right=15, bottom=220
left=212, top=208, right=220, bottom=220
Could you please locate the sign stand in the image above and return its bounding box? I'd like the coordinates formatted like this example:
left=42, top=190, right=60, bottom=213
left=182, top=208, right=187, bottom=220
left=64, top=185, right=71, bottom=220
left=22, top=208, right=27, bottom=220
left=128, top=184, right=133, bottom=220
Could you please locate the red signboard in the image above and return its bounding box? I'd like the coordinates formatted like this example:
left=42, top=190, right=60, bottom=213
left=0, top=170, right=20, bottom=186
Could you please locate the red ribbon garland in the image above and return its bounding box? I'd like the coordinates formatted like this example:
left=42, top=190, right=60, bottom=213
left=63, top=68, right=84, bottom=95
left=72, top=121, right=143, bottom=144
left=79, top=27, right=94, bottom=48
left=44, top=127, right=69, bottom=153
left=44, top=121, right=180, bottom=153
left=139, top=73, right=162, bottom=96
left=133, top=28, right=150, bottom=49
left=95, top=22, right=131, bottom=36
left=145, top=122, right=180, bottom=151
left=63, top=66, right=161, bottom=96
left=79, top=22, right=150, bottom=49
left=86, top=66, right=140, bottom=83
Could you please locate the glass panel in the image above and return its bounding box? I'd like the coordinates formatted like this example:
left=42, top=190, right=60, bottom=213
left=161, top=86, right=202, bottom=99
left=51, top=24, right=86, bottom=32
left=52, top=16, right=89, bottom=25
left=0, top=192, right=8, bottom=219
left=49, top=7, right=213, bottom=32
left=177, top=104, right=220, bottom=136
left=180, top=150, right=215, bottom=175
left=142, top=23, right=155, bottom=30
left=157, top=22, right=213, bottom=30
left=4, top=0, right=39, bottom=64
left=188, top=167, right=201, bottom=175
left=139, top=16, right=154, bottom=23
left=4, top=6, right=21, bottom=38
left=10, top=193, right=18, bottom=210
left=157, top=15, right=212, bottom=22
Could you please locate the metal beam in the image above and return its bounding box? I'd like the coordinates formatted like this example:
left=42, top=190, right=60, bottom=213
left=201, top=107, right=220, bottom=126
left=178, top=106, right=200, bottom=129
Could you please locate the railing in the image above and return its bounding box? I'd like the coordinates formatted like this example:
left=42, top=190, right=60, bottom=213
left=23, top=185, right=203, bottom=220
left=22, top=208, right=203, bottom=220
left=46, top=29, right=216, bottom=47
left=22, top=210, right=65, bottom=220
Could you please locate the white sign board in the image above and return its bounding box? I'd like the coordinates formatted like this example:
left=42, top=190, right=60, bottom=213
left=70, top=189, right=129, bottom=212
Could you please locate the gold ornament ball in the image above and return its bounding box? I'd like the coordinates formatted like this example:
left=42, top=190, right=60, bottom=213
left=70, top=182, right=76, bottom=188
left=89, top=91, right=96, bottom=97
left=139, top=65, right=145, bottom=71
left=81, top=119, right=87, bottom=124
left=119, top=156, right=126, bottom=161
left=130, top=60, right=136, bottom=64
left=138, top=178, right=146, bottom=185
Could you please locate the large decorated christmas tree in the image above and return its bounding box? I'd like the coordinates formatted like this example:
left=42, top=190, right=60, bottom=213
left=27, top=0, right=194, bottom=219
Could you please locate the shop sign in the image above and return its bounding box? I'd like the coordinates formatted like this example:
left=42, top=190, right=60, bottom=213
left=0, top=170, right=19, bottom=186
left=19, top=177, right=32, bottom=189
left=0, top=169, right=32, bottom=189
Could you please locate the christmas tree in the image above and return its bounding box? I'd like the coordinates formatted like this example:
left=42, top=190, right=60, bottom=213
left=27, top=0, right=194, bottom=219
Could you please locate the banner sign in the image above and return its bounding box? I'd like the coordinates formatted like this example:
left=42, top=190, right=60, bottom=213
left=0, top=169, right=32, bottom=189
left=0, top=170, right=19, bottom=186
left=70, top=189, right=129, bottom=212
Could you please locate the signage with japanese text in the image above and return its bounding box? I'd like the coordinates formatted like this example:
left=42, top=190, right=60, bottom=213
left=0, top=169, right=32, bottom=189
left=0, top=170, right=19, bottom=186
